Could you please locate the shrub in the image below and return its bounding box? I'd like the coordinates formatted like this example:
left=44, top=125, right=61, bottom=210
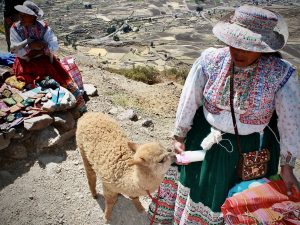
left=107, top=66, right=160, bottom=84
left=164, top=67, right=189, bottom=84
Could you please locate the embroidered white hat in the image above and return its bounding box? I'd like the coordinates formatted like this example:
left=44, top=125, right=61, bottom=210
left=15, top=1, right=44, bottom=19
left=213, top=5, right=289, bottom=52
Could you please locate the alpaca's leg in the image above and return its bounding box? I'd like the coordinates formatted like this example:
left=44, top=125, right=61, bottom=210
left=102, top=183, right=118, bottom=222
left=130, top=196, right=145, bottom=213
left=80, top=150, right=97, bottom=198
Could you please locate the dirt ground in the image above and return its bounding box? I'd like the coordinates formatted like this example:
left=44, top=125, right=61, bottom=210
left=0, top=1, right=300, bottom=225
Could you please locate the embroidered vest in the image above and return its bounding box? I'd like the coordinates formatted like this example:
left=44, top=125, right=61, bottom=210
left=203, top=47, right=295, bottom=125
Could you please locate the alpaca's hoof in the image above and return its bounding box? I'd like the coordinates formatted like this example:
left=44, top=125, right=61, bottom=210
left=103, top=214, right=111, bottom=223
left=136, top=205, right=145, bottom=213
left=138, top=208, right=145, bottom=213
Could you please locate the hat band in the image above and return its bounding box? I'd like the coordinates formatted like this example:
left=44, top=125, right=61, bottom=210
left=231, top=18, right=275, bottom=34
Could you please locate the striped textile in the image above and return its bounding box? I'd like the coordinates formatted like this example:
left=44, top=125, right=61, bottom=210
left=221, top=179, right=300, bottom=225
left=61, top=57, right=84, bottom=91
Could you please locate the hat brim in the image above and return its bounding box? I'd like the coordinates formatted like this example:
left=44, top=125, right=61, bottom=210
left=14, top=5, right=37, bottom=17
left=212, top=12, right=288, bottom=52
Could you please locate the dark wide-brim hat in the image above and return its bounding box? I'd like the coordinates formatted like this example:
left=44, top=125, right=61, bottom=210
left=212, top=5, right=289, bottom=52
left=15, top=1, right=44, bottom=19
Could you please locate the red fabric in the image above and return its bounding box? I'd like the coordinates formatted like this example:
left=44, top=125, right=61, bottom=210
left=13, top=55, right=73, bottom=87
left=221, top=180, right=300, bottom=225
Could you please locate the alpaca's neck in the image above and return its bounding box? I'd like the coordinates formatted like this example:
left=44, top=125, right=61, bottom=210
left=133, top=166, right=164, bottom=192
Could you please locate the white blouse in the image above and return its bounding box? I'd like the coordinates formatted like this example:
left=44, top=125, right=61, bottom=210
left=174, top=47, right=300, bottom=163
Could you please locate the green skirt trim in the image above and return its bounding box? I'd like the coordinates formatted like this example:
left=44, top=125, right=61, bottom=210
left=179, top=106, right=280, bottom=212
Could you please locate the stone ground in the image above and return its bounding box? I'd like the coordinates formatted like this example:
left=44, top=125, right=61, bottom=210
left=0, top=1, right=300, bottom=225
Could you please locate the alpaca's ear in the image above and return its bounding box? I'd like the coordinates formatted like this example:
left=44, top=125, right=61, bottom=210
left=128, top=142, right=139, bottom=152
left=128, top=157, right=145, bottom=166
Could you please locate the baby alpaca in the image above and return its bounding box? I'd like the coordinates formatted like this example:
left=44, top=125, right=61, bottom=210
left=76, top=112, right=175, bottom=221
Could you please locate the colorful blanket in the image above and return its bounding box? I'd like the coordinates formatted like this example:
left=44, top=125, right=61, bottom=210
left=222, top=179, right=300, bottom=225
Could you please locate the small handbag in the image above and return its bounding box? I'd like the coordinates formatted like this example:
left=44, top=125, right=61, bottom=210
left=237, top=148, right=270, bottom=180
left=229, top=64, right=270, bottom=181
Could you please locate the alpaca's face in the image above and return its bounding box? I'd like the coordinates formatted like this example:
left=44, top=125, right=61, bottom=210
left=130, top=142, right=176, bottom=175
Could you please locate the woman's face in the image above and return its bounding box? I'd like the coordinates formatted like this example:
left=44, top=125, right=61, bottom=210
left=19, top=13, right=36, bottom=26
left=229, top=46, right=262, bottom=67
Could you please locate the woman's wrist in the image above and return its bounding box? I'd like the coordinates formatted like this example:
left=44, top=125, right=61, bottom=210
left=280, top=164, right=293, bottom=172
left=280, top=153, right=296, bottom=168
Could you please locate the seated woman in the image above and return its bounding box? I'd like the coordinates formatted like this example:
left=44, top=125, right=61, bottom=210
left=10, top=1, right=86, bottom=114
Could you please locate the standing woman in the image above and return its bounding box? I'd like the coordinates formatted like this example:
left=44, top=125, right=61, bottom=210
left=10, top=1, right=86, bottom=114
left=148, top=5, right=300, bottom=224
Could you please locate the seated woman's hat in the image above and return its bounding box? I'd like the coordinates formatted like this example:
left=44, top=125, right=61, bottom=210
left=213, top=5, right=288, bottom=52
left=14, top=1, right=44, bottom=19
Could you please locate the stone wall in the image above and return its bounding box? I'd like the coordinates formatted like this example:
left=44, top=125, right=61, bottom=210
left=0, top=110, right=77, bottom=160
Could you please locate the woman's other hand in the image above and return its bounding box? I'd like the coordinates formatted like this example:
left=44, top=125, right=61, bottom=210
left=280, top=164, right=300, bottom=196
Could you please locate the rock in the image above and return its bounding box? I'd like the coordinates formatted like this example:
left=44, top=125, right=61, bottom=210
left=0, top=133, right=10, bottom=150
left=108, top=106, right=124, bottom=115
left=83, top=84, right=98, bottom=96
left=53, top=112, right=75, bottom=132
left=5, top=128, right=16, bottom=139
left=108, top=106, right=119, bottom=115
left=117, top=109, right=138, bottom=121
left=4, top=142, right=28, bottom=160
left=24, top=115, right=53, bottom=131
left=132, top=27, right=139, bottom=32
left=0, top=170, right=12, bottom=180
left=53, top=129, right=76, bottom=146
left=0, top=170, right=13, bottom=184
left=141, top=119, right=154, bottom=127
left=35, top=126, right=61, bottom=151
left=12, top=128, right=25, bottom=139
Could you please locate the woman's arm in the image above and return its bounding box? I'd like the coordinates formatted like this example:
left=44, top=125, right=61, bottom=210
left=275, top=66, right=300, bottom=193
left=43, top=26, right=58, bottom=53
left=10, top=26, right=31, bottom=57
left=173, top=49, right=214, bottom=154
left=174, top=54, right=208, bottom=139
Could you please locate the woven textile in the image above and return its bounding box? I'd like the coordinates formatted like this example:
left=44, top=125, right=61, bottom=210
left=221, top=179, right=300, bottom=225
left=61, top=57, right=84, bottom=91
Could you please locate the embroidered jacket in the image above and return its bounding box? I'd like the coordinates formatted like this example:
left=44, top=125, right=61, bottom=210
left=10, top=20, right=58, bottom=59
left=174, top=47, right=300, bottom=162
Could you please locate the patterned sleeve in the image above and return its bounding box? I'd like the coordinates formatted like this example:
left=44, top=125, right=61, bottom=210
left=43, top=26, right=59, bottom=53
left=173, top=49, right=212, bottom=138
left=275, top=66, right=300, bottom=167
left=10, top=26, right=30, bottom=58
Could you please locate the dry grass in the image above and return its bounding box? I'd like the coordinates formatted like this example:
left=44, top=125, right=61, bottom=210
left=106, top=66, right=160, bottom=85
left=106, top=66, right=189, bottom=85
